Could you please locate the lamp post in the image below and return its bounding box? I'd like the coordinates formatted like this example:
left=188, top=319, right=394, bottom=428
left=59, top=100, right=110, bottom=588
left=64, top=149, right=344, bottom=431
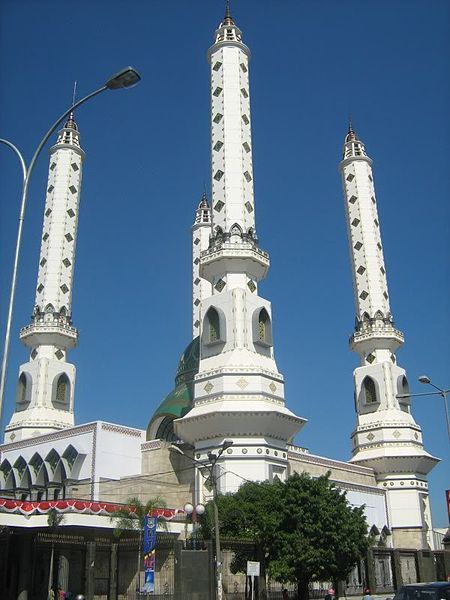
left=0, top=67, right=141, bottom=433
left=184, top=502, right=205, bottom=549
left=397, top=375, right=450, bottom=445
left=170, top=440, right=233, bottom=600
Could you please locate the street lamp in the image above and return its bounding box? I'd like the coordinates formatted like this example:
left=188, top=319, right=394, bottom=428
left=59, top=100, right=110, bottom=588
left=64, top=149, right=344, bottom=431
left=184, top=502, right=205, bottom=549
left=397, top=375, right=450, bottom=445
left=0, top=66, right=141, bottom=433
left=170, top=440, right=234, bottom=600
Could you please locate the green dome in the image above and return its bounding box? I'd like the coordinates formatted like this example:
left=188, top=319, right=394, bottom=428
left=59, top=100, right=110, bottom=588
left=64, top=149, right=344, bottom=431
left=146, top=337, right=200, bottom=441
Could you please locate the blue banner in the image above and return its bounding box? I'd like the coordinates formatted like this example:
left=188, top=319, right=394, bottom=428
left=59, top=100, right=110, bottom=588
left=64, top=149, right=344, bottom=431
left=142, top=515, right=157, bottom=593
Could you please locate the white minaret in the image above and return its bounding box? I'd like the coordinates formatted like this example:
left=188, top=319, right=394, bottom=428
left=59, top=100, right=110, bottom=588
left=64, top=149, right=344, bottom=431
left=339, top=124, right=438, bottom=549
left=192, top=192, right=212, bottom=338
left=175, top=7, right=306, bottom=494
left=5, top=114, right=84, bottom=442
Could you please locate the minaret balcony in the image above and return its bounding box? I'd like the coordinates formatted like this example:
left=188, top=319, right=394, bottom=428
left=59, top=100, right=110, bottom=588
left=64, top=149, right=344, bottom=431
left=200, top=243, right=270, bottom=282
left=350, top=324, right=404, bottom=353
left=20, top=322, right=78, bottom=349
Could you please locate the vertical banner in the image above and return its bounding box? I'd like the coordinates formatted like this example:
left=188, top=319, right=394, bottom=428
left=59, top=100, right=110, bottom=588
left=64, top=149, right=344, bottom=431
left=142, top=515, right=158, bottom=593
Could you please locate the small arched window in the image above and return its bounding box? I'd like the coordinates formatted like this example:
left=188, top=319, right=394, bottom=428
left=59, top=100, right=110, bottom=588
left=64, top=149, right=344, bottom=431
left=398, top=375, right=410, bottom=413
left=54, top=373, right=70, bottom=407
left=258, top=309, right=270, bottom=343
left=17, top=373, right=27, bottom=404
left=207, top=307, right=220, bottom=343
left=362, top=376, right=377, bottom=404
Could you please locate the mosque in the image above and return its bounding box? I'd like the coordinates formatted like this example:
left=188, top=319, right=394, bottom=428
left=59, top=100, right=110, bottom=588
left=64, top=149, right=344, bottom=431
left=0, top=6, right=447, bottom=599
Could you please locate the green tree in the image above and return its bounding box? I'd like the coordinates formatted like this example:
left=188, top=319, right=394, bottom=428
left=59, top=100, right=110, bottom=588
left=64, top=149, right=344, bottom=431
left=200, top=473, right=369, bottom=600
left=110, top=496, right=167, bottom=592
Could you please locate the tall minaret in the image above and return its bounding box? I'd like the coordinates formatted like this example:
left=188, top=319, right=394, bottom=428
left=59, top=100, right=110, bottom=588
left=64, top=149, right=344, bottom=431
left=192, top=192, right=212, bottom=338
left=175, top=7, right=306, bottom=493
left=339, top=124, right=438, bottom=549
left=5, top=114, right=84, bottom=442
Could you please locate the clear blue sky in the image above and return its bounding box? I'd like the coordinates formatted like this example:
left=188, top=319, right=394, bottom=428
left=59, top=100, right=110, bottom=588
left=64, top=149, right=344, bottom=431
left=1, top=1, right=449, bottom=526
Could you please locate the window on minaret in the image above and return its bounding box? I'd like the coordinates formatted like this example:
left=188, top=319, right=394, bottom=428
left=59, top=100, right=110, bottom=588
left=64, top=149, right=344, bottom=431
left=362, top=377, right=377, bottom=404
left=54, top=373, right=70, bottom=408
left=16, top=373, right=29, bottom=410
left=208, top=308, right=220, bottom=343
left=258, top=309, right=270, bottom=342
left=398, top=375, right=410, bottom=413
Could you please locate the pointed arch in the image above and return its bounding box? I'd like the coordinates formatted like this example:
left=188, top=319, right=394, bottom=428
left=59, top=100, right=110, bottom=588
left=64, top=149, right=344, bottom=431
left=29, top=453, right=44, bottom=484
left=52, top=373, right=70, bottom=409
left=252, top=307, right=273, bottom=352
left=397, top=375, right=410, bottom=413
left=0, top=459, right=14, bottom=489
left=44, top=303, right=55, bottom=313
left=204, top=306, right=225, bottom=344
left=362, top=376, right=378, bottom=404
left=16, top=372, right=31, bottom=410
left=45, top=449, right=61, bottom=475
left=374, top=310, right=384, bottom=320
left=230, top=223, right=242, bottom=236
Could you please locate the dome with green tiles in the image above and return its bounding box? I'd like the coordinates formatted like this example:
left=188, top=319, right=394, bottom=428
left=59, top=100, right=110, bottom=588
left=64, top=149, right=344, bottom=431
left=146, top=337, right=199, bottom=442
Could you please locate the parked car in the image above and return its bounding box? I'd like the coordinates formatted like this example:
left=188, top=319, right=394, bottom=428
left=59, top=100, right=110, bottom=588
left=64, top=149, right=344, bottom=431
left=389, top=582, right=450, bottom=600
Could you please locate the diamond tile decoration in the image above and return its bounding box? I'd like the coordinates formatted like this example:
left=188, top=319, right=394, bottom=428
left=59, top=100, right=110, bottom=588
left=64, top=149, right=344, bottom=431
left=50, top=162, right=57, bottom=171
left=40, top=258, right=47, bottom=267
left=240, top=88, right=249, bottom=98
left=62, top=258, right=71, bottom=268
left=393, top=430, right=401, bottom=438
left=269, top=382, right=277, bottom=393
left=194, top=238, right=200, bottom=246
left=194, top=299, right=200, bottom=306
left=247, top=280, right=256, bottom=292
left=383, top=292, right=389, bottom=300
left=346, top=173, right=355, bottom=182
left=60, top=284, right=69, bottom=293
left=43, top=233, right=49, bottom=242
left=55, top=349, right=64, bottom=360
left=194, top=319, right=200, bottom=328
left=215, top=279, right=225, bottom=292
left=243, top=142, right=251, bottom=153
left=71, top=162, right=79, bottom=171
left=47, top=185, right=54, bottom=193
left=374, top=219, right=379, bottom=227
left=67, top=208, right=75, bottom=218
left=69, top=185, right=77, bottom=194
left=371, top=196, right=376, bottom=203
left=377, top=242, right=382, bottom=250
left=214, top=200, right=225, bottom=212
left=359, top=290, right=368, bottom=300
left=204, top=382, right=214, bottom=393
left=194, top=258, right=200, bottom=265
left=390, top=354, right=396, bottom=363
left=367, top=353, right=375, bottom=364
left=380, top=266, right=385, bottom=274
left=37, top=284, right=44, bottom=293
left=414, top=432, right=419, bottom=440
left=214, top=170, right=224, bottom=181
left=214, top=141, right=223, bottom=151
left=242, top=114, right=249, bottom=125
left=213, top=61, right=222, bottom=71
left=213, top=86, right=223, bottom=97
left=65, top=233, right=73, bottom=242
left=352, top=218, right=360, bottom=227
left=367, top=433, right=375, bottom=441
left=10, top=433, right=16, bottom=441
left=194, top=278, right=200, bottom=285
left=45, top=208, right=52, bottom=217
left=236, top=378, right=249, bottom=389
left=369, top=174, right=373, bottom=181
left=243, top=171, right=252, bottom=182
left=349, top=195, right=357, bottom=204
left=31, top=349, right=38, bottom=359
left=213, top=113, right=223, bottom=124
left=245, top=201, right=253, bottom=213
left=354, top=241, right=363, bottom=250
left=240, top=62, right=248, bottom=72
left=357, top=266, right=366, bottom=275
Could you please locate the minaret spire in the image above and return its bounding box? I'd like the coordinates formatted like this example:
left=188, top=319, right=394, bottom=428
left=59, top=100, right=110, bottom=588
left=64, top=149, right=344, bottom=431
left=5, top=111, right=85, bottom=442
left=192, top=191, right=212, bottom=338
left=339, top=124, right=438, bottom=549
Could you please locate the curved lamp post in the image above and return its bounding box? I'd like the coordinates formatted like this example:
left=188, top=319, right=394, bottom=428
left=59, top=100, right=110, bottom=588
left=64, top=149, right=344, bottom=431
left=170, top=440, right=233, bottom=600
left=0, top=67, right=141, bottom=433
left=397, top=375, right=450, bottom=446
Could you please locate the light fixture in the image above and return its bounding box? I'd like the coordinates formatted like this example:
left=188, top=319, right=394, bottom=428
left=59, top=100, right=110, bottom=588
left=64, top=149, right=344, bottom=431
left=105, top=67, right=141, bottom=89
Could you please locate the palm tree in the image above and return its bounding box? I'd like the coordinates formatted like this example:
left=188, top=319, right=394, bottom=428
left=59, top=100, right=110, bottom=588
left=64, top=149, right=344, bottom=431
left=47, top=508, right=64, bottom=600
left=110, top=496, right=167, bottom=593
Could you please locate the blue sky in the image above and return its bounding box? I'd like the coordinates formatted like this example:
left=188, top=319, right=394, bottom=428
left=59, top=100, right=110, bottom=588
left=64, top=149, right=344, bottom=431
left=0, top=1, right=449, bottom=526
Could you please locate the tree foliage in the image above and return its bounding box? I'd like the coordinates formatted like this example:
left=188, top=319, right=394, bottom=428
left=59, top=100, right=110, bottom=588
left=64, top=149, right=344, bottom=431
left=200, top=472, right=370, bottom=600
left=110, top=496, right=167, bottom=538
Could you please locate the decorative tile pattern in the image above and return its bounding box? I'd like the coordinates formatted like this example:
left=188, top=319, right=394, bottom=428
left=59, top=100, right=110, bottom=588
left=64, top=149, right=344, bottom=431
left=204, top=382, right=214, bottom=393
left=236, top=378, right=249, bottom=389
